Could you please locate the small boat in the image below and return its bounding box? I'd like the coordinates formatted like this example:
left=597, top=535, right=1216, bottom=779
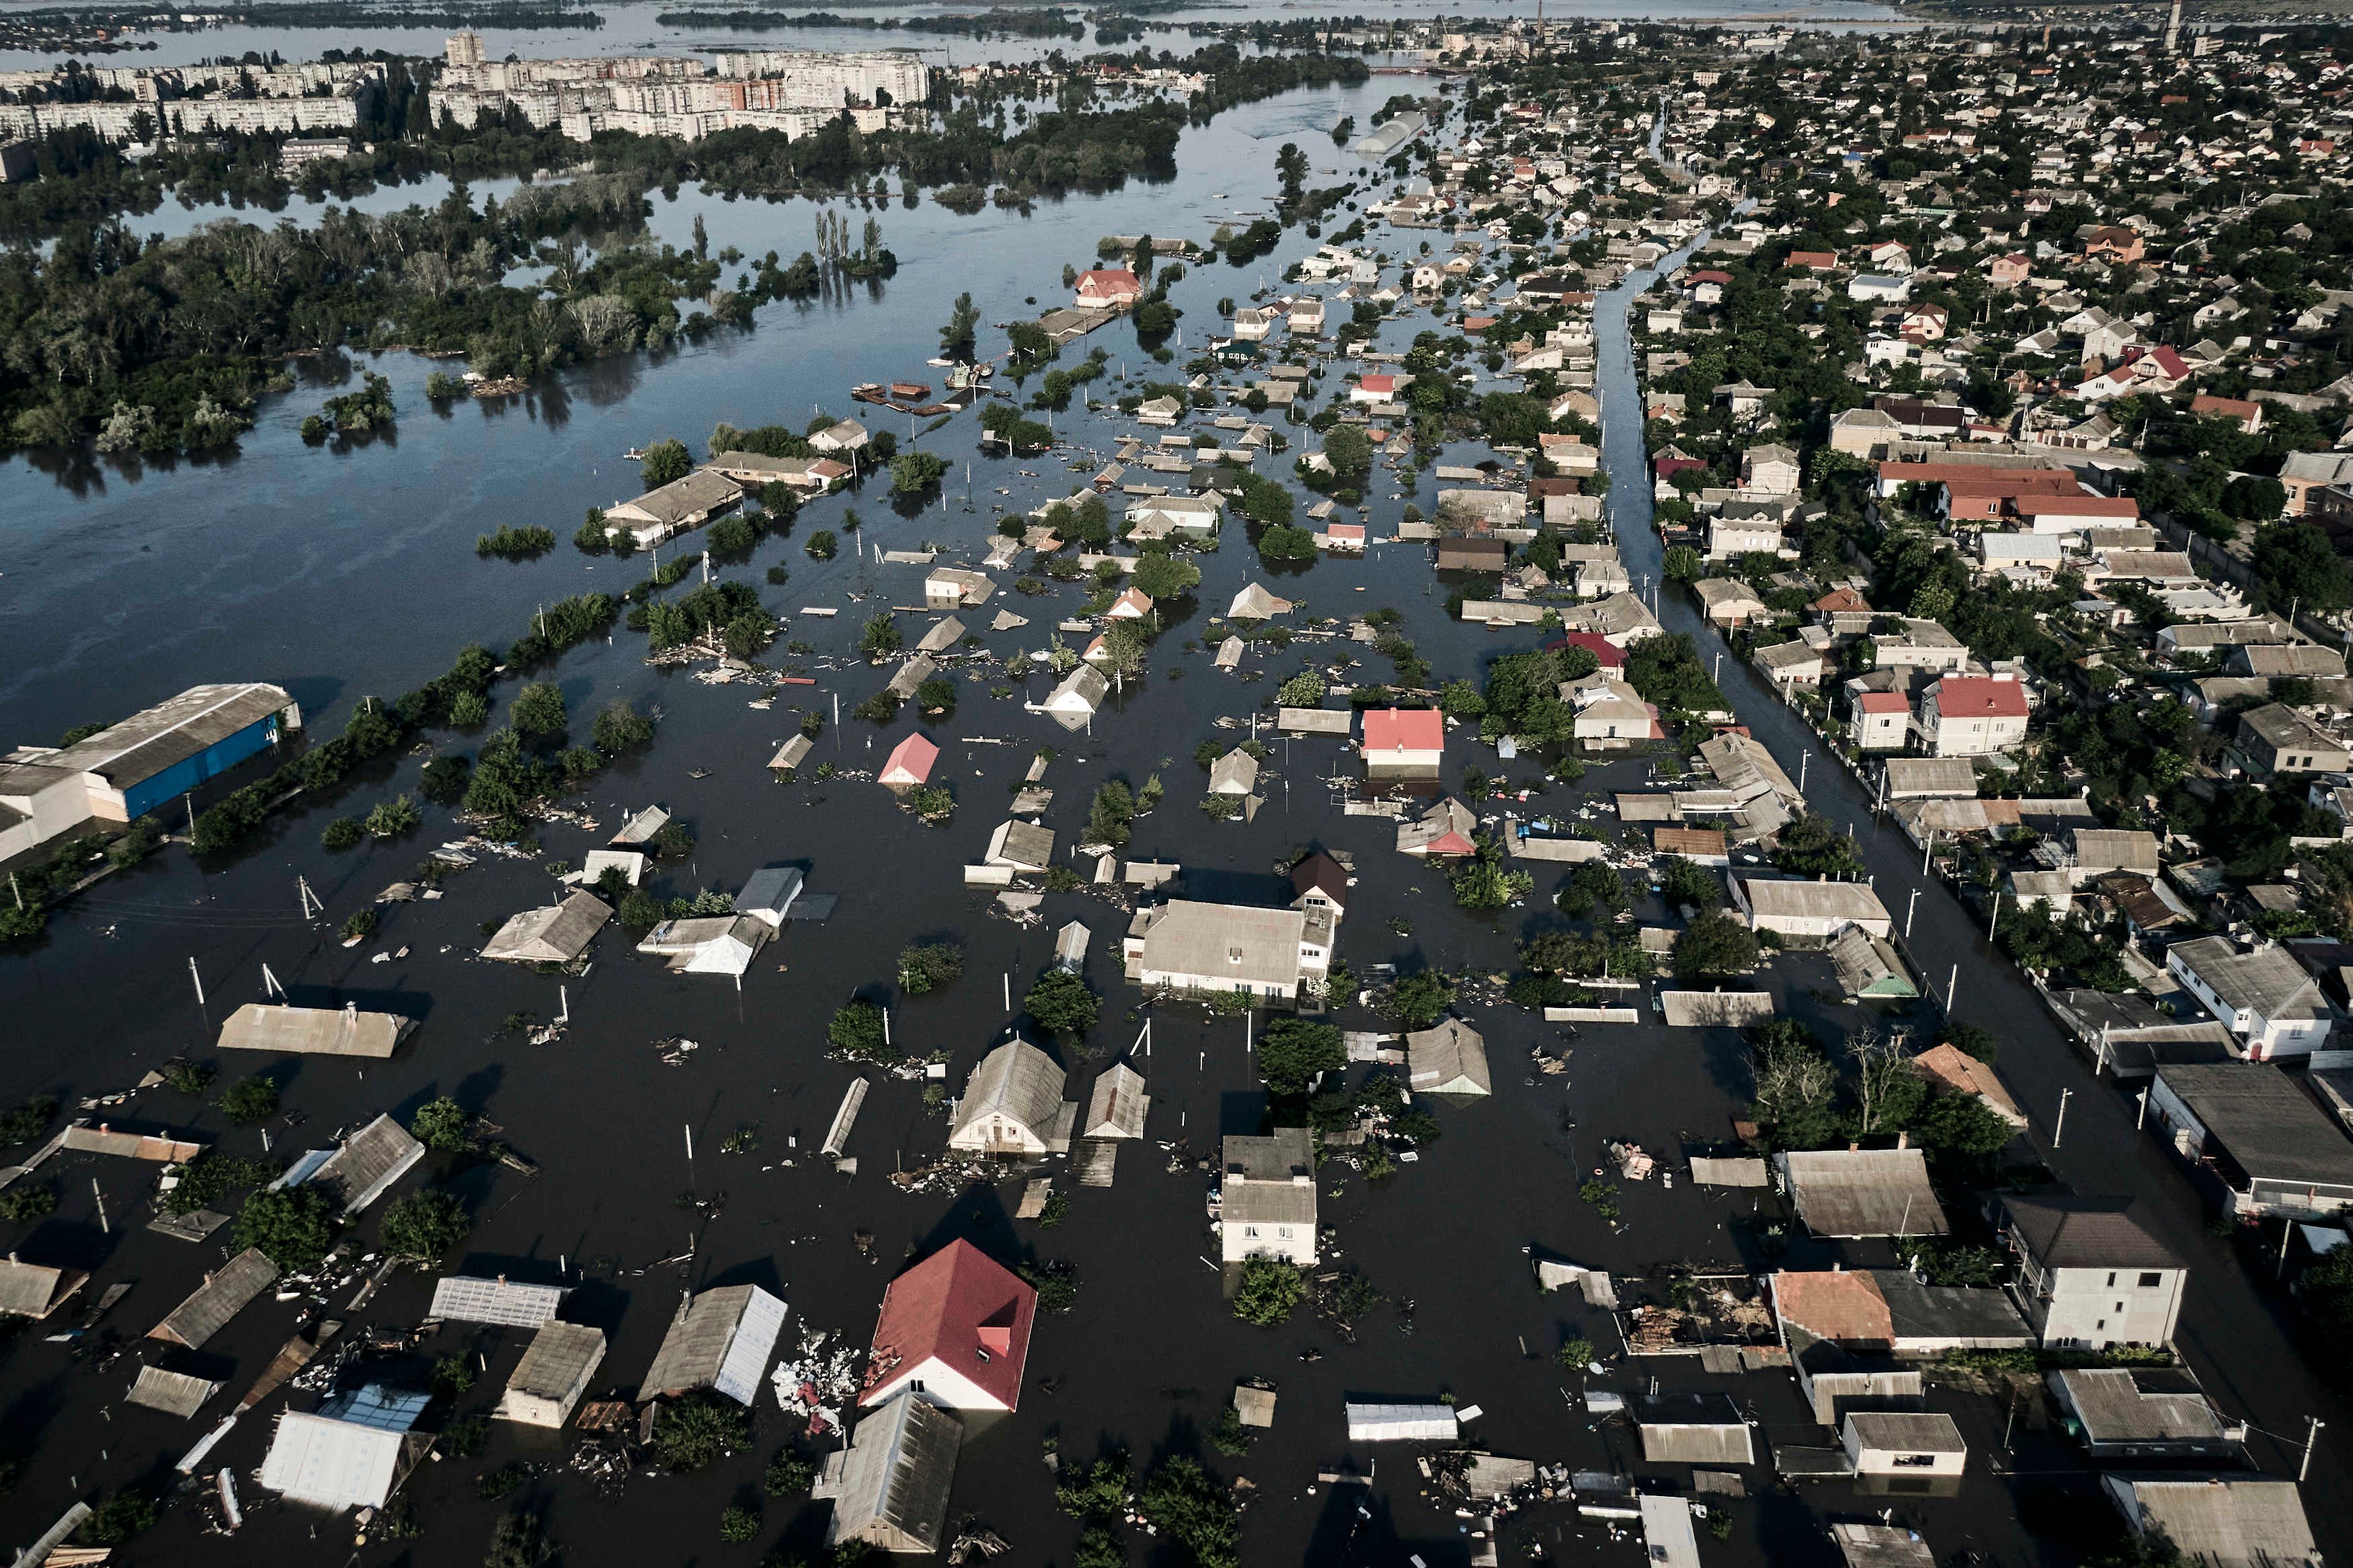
left=623, top=446, right=646, bottom=460
left=690, top=768, right=712, bottom=780
left=888, top=381, right=931, bottom=400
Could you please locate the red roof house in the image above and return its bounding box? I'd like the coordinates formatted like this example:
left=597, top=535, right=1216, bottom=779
left=879, top=733, right=939, bottom=788
left=1545, top=630, right=1627, bottom=670
left=860, top=1239, right=1037, bottom=1413
left=1074, top=268, right=1144, bottom=308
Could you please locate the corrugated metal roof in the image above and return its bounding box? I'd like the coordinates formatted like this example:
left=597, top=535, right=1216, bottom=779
left=44, top=684, right=292, bottom=789
left=480, top=891, right=611, bottom=964
left=430, top=1275, right=567, bottom=1328
left=641, top=1284, right=785, bottom=1402
left=949, top=1040, right=1068, bottom=1148
left=126, top=1365, right=220, bottom=1418
left=506, top=1322, right=607, bottom=1403
left=828, top=1392, right=961, bottom=1554
left=298, top=1114, right=423, bottom=1215
left=1777, top=1149, right=1949, bottom=1238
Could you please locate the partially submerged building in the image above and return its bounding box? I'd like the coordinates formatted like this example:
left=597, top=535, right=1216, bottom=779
left=1632, top=1392, right=1755, bottom=1464
left=639, top=1284, right=787, bottom=1404
left=946, top=1038, right=1075, bottom=1157
left=276, top=1112, right=424, bottom=1215
left=1123, top=899, right=1334, bottom=1004
left=0, top=683, right=301, bottom=861
left=495, top=1322, right=607, bottom=1429
left=480, top=891, right=612, bottom=965
left=817, top=1391, right=961, bottom=1555
left=1776, top=1149, right=1948, bottom=1238
left=0, top=1255, right=86, bottom=1321
left=2048, top=1368, right=2241, bottom=1461
left=1220, top=1127, right=1317, bottom=1266
left=149, top=1247, right=278, bottom=1348
left=257, top=1385, right=434, bottom=1512
left=1405, top=1018, right=1492, bottom=1097
left=859, top=1239, right=1037, bottom=1413
left=1083, top=1063, right=1150, bottom=1140
left=430, top=1275, right=567, bottom=1329
left=2100, top=1475, right=2319, bottom=1568
left=1995, top=1194, right=2186, bottom=1350
left=217, top=1002, right=415, bottom=1060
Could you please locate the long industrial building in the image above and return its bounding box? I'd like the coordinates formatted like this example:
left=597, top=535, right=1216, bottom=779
left=0, top=684, right=301, bottom=860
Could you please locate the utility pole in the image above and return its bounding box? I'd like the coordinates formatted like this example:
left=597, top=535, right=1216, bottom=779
left=188, top=957, right=206, bottom=1009
left=1906, top=886, right=1919, bottom=940
left=2301, top=1418, right=2325, bottom=1483
left=2052, top=1086, right=2073, bottom=1149
left=2137, top=1088, right=2150, bottom=1130
left=1946, top=964, right=1958, bottom=1013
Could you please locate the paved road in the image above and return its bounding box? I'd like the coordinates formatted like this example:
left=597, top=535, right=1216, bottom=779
left=1587, top=210, right=2349, bottom=1537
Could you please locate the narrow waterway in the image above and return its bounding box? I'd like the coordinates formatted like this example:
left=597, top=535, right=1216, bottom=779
left=1587, top=129, right=2353, bottom=1536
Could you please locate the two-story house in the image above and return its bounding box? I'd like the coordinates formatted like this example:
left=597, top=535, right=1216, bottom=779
left=1995, top=1194, right=2185, bottom=1350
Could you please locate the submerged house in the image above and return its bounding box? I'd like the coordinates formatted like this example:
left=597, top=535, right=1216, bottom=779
left=639, top=1284, right=787, bottom=1405
left=276, top=1113, right=423, bottom=1216
left=1220, top=1127, right=1317, bottom=1266
left=258, top=1385, right=434, bottom=1512
left=1084, top=1063, right=1150, bottom=1139
left=217, top=1002, right=416, bottom=1060
left=860, top=1239, right=1037, bottom=1413
left=635, top=913, right=770, bottom=979
left=480, top=892, right=612, bottom=965
left=495, top=1323, right=607, bottom=1429
left=946, top=1038, right=1076, bottom=1157
left=817, top=1391, right=962, bottom=1555
left=1406, top=1018, right=1492, bottom=1096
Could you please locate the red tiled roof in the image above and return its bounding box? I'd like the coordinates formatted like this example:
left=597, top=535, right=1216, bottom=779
left=861, top=1239, right=1036, bottom=1412
left=1856, top=692, right=1909, bottom=714
left=2013, top=496, right=2140, bottom=520
left=1363, top=708, right=1444, bottom=753
left=1931, top=677, right=2029, bottom=718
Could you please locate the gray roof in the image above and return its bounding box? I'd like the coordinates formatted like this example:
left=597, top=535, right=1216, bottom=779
left=737, top=866, right=805, bottom=929
left=825, top=1391, right=961, bottom=1555
left=2104, top=1476, right=2319, bottom=1568
left=2167, top=937, right=2328, bottom=1023
left=2156, top=1064, right=2353, bottom=1186
left=915, top=616, right=966, bottom=655
left=641, top=1284, right=786, bottom=1401
left=2052, top=1368, right=2229, bottom=1444
left=1207, top=749, right=1261, bottom=794
left=300, top=1113, right=424, bottom=1215
left=1406, top=1018, right=1492, bottom=1096
left=149, top=1247, right=278, bottom=1348
left=1776, top=1149, right=1948, bottom=1237
left=1999, top=1195, right=2181, bottom=1270
left=950, top=1039, right=1069, bottom=1144
left=885, top=653, right=940, bottom=701
left=506, top=1321, right=607, bottom=1403
left=1129, top=899, right=1308, bottom=990
left=430, top=1275, right=567, bottom=1328
left=988, top=819, right=1057, bottom=869
left=480, top=891, right=611, bottom=964
left=1845, top=1411, right=1966, bottom=1453
left=1833, top=1524, right=1936, bottom=1568
left=126, top=1365, right=221, bottom=1418
left=0, top=1257, right=80, bottom=1318
left=2073, top=827, right=2160, bottom=874
left=1084, top=1063, right=1149, bottom=1139
left=2239, top=702, right=2344, bottom=757
left=218, top=1002, right=414, bottom=1059
left=1736, top=877, right=1893, bottom=926
left=614, top=468, right=742, bottom=526
left=33, top=684, right=293, bottom=791
left=1226, top=1126, right=1312, bottom=1184
left=1869, top=1271, right=2030, bottom=1344
left=1633, top=1393, right=1755, bottom=1464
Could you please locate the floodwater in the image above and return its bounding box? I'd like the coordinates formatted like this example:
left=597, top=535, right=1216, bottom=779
left=0, top=0, right=1904, bottom=74
left=0, top=69, right=2343, bottom=1568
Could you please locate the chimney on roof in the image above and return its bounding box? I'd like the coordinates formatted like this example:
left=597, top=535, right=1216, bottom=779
left=1897, top=1132, right=1910, bottom=1150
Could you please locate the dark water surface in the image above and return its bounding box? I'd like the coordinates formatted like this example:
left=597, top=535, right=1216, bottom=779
left=0, top=79, right=2340, bottom=1568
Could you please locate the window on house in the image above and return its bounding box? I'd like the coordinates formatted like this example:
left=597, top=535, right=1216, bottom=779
left=2138, top=1272, right=2163, bottom=1288
left=2096, top=1319, right=2107, bottom=1331
left=1891, top=1454, right=1936, bottom=1469
left=2106, top=1272, right=2117, bottom=1287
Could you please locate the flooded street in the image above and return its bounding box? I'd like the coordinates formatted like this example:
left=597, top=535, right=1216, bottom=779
left=0, top=31, right=2331, bottom=1568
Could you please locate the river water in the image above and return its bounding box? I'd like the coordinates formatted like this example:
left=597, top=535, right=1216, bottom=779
left=0, top=41, right=2340, bottom=1568
left=1, top=0, right=1903, bottom=74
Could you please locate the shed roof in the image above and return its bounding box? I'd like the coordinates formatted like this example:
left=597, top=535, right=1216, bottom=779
left=430, top=1275, right=567, bottom=1328
left=217, top=1003, right=414, bottom=1059
left=126, top=1365, right=221, bottom=1418
left=294, top=1113, right=424, bottom=1215
left=2054, top=1367, right=2229, bottom=1444
left=479, top=891, right=611, bottom=964
left=506, top=1321, right=607, bottom=1403
left=1833, top=1524, right=1936, bottom=1568
left=1845, top=1411, right=1966, bottom=1452
left=2105, top=1476, right=2319, bottom=1568
left=149, top=1247, right=278, bottom=1348
left=1085, top=1063, right=1150, bottom=1139
left=641, top=1284, right=787, bottom=1401
left=1777, top=1149, right=1948, bottom=1237
left=0, top=1257, right=82, bottom=1319
left=824, top=1391, right=961, bottom=1555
